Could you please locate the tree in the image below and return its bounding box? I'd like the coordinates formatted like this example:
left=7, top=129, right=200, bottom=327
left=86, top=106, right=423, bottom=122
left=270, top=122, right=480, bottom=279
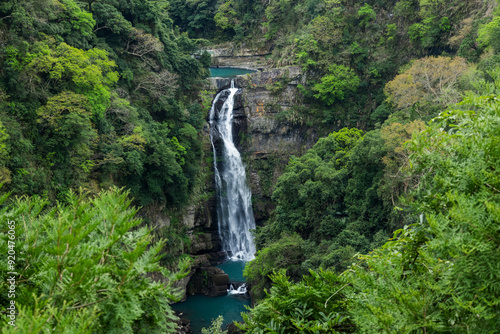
left=244, top=234, right=307, bottom=299
left=358, top=3, right=375, bottom=28
left=202, top=316, right=228, bottom=334
left=0, top=0, right=95, bottom=48
left=347, top=90, right=500, bottom=333
left=477, top=15, right=500, bottom=52
left=312, top=64, right=360, bottom=105
left=268, top=128, right=364, bottom=242
left=133, top=70, right=179, bottom=99
left=0, top=119, right=11, bottom=184
left=214, top=0, right=238, bottom=30
left=92, top=2, right=132, bottom=35
left=248, top=127, right=395, bottom=298
left=384, top=56, right=469, bottom=118
left=240, top=269, right=350, bottom=333
left=126, top=28, right=164, bottom=60
left=0, top=188, right=191, bottom=333
left=379, top=120, right=426, bottom=206
left=26, top=41, right=119, bottom=118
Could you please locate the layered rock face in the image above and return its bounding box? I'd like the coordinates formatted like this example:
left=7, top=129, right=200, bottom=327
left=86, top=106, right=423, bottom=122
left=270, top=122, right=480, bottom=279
left=218, top=67, right=318, bottom=224
left=206, top=44, right=272, bottom=70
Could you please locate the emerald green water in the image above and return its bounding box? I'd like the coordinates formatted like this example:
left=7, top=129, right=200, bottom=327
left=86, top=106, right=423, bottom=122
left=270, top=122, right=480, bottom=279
left=209, top=67, right=256, bottom=78
left=173, top=294, right=250, bottom=333
left=217, top=260, right=246, bottom=282
left=173, top=260, right=250, bottom=333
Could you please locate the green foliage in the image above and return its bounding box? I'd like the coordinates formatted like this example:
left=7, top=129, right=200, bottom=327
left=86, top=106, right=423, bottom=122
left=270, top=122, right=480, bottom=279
left=0, top=188, right=191, bottom=333
left=0, top=0, right=96, bottom=49
left=384, top=56, right=470, bottom=120
left=0, top=126, right=11, bottom=186
left=346, top=85, right=500, bottom=332
left=312, top=64, right=360, bottom=105
left=23, top=42, right=117, bottom=108
left=357, top=3, right=375, bottom=28
left=346, top=225, right=443, bottom=333
left=0, top=12, right=207, bottom=333
left=0, top=0, right=209, bottom=207
left=179, top=0, right=487, bottom=128
left=170, top=0, right=218, bottom=39
left=92, top=3, right=132, bottom=35
left=201, top=315, right=228, bottom=334
left=37, top=92, right=98, bottom=189
left=214, top=0, right=238, bottom=30
left=265, top=73, right=291, bottom=95
left=200, top=90, right=215, bottom=112
left=243, top=70, right=500, bottom=334
left=275, top=105, right=307, bottom=126
left=268, top=128, right=364, bottom=241
left=240, top=269, right=350, bottom=333
left=244, top=234, right=307, bottom=299
left=478, top=16, right=500, bottom=52
left=248, top=127, right=405, bottom=298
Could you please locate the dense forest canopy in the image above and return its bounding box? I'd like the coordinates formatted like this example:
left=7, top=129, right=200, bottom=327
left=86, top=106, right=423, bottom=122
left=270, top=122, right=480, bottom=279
left=1, top=0, right=499, bottom=333
left=0, top=0, right=210, bottom=207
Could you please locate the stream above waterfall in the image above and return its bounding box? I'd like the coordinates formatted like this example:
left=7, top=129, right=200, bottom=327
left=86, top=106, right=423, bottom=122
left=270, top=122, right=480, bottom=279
left=210, top=67, right=256, bottom=78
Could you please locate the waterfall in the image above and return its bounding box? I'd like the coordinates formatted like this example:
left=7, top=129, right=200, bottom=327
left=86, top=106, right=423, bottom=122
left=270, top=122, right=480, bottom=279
left=209, top=79, right=256, bottom=261
left=228, top=283, right=248, bottom=295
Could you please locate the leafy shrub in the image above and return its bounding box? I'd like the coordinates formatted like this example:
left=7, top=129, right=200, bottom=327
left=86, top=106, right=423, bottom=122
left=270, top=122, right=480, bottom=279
left=312, top=65, right=360, bottom=106
left=0, top=188, right=190, bottom=333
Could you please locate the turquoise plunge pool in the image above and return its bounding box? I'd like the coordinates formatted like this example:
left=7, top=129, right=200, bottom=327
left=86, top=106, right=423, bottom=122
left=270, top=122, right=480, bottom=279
left=172, top=260, right=250, bottom=333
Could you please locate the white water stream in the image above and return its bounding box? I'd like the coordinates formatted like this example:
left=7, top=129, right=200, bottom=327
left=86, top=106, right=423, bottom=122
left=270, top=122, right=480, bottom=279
left=227, top=283, right=248, bottom=295
left=209, top=80, right=256, bottom=261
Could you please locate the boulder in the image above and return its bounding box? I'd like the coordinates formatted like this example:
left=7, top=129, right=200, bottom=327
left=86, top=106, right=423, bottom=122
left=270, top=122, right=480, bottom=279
left=187, top=266, right=230, bottom=297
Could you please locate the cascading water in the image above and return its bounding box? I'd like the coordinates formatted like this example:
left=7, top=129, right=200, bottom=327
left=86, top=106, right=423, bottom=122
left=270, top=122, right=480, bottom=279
left=209, top=79, right=256, bottom=261
left=227, top=283, right=248, bottom=295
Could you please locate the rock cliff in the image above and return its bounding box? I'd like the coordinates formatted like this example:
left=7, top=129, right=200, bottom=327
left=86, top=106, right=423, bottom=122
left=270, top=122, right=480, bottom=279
left=206, top=44, right=272, bottom=70
left=213, top=66, right=318, bottom=224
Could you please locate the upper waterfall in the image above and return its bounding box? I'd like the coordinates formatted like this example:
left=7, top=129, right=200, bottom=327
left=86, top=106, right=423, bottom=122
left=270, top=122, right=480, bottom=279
left=209, top=79, right=256, bottom=261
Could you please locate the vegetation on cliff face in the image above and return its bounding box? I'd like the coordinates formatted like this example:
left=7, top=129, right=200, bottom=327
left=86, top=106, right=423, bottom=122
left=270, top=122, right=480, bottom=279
left=226, top=1, right=499, bottom=333
left=241, top=71, right=500, bottom=334
left=175, top=0, right=489, bottom=129
left=245, top=122, right=427, bottom=298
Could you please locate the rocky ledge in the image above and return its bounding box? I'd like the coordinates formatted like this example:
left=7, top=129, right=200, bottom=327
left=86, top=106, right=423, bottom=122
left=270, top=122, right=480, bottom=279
left=187, top=266, right=230, bottom=297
